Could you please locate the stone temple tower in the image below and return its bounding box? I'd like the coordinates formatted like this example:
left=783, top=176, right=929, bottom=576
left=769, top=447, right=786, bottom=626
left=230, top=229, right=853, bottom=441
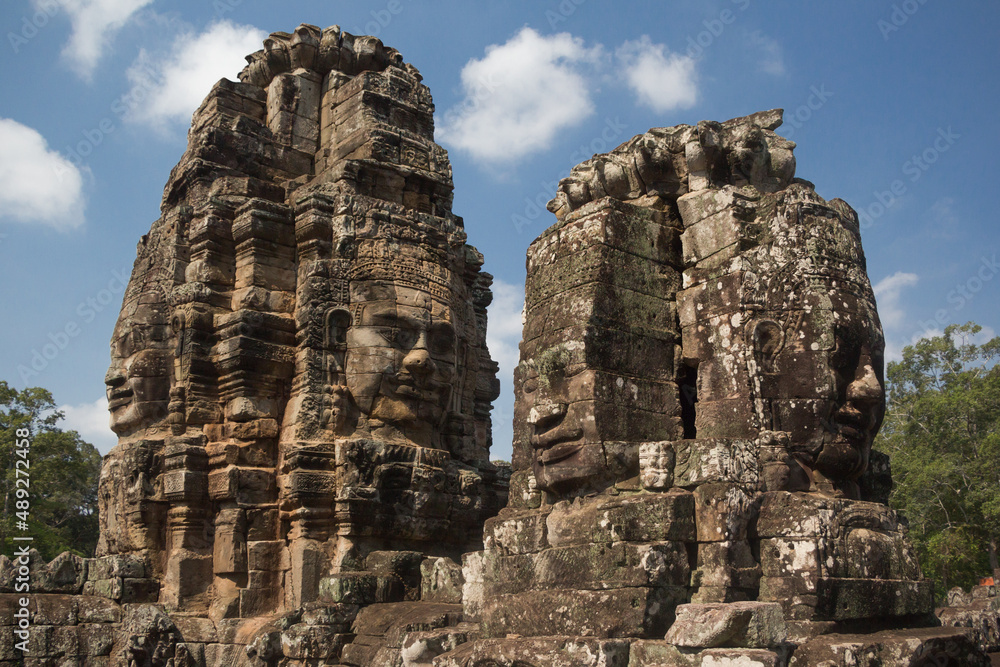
left=100, top=22, right=504, bottom=639
left=5, top=23, right=993, bottom=667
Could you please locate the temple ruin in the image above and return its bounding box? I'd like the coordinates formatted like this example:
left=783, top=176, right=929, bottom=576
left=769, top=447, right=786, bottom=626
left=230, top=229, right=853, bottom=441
left=1, top=23, right=998, bottom=667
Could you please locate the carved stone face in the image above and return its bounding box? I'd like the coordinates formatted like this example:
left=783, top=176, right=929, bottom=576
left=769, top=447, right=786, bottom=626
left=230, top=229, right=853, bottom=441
left=344, top=283, right=457, bottom=443
left=105, top=292, right=173, bottom=437
left=758, top=287, right=885, bottom=489
left=521, top=341, right=606, bottom=495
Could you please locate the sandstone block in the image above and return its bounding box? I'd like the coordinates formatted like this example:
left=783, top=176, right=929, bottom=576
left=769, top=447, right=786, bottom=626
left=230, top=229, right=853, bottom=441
left=319, top=572, right=404, bottom=605
left=421, top=557, right=464, bottom=604
left=481, top=586, right=687, bottom=639
left=789, top=627, right=990, bottom=666
left=435, top=637, right=632, bottom=667
left=629, top=641, right=785, bottom=667
left=545, top=492, right=697, bottom=547
left=676, top=186, right=757, bottom=228
left=664, top=602, right=786, bottom=649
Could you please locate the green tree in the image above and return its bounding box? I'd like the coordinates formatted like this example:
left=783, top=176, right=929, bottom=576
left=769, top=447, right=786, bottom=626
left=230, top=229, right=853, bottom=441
left=875, top=322, right=1000, bottom=597
left=0, top=382, right=102, bottom=560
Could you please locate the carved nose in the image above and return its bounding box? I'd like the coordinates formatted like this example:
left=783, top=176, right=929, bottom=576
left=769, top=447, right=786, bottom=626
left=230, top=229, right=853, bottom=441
left=105, top=366, right=125, bottom=389
left=846, top=364, right=882, bottom=403
left=403, top=346, right=436, bottom=376
left=528, top=402, right=567, bottom=428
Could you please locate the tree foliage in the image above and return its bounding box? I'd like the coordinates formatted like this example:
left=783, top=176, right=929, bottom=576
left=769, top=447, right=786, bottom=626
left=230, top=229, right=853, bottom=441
left=0, top=381, right=101, bottom=560
left=875, top=322, right=1000, bottom=597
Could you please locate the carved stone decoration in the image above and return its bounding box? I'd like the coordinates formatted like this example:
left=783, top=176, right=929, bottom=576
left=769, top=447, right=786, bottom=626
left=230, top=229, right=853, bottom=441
left=455, top=110, right=988, bottom=665
left=94, top=24, right=503, bottom=663
left=35, top=31, right=985, bottom=664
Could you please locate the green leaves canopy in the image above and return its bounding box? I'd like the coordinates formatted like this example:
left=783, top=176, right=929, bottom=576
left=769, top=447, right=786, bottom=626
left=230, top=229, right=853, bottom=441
left=875, top=322, right=1000, bottom=597
left=0, top=381, right=101, bottom=560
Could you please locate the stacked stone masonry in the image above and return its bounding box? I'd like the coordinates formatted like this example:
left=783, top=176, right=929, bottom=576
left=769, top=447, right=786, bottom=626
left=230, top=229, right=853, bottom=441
left=12, top=24, right=997, bottom=667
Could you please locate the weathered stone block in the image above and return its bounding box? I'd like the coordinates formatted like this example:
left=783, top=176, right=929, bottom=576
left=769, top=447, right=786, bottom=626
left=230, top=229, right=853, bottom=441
left=629, top=641, right=786, bottom=666
left=481, top=586, right=687, bottom=639
left=78, top=623, right=115, bottom=656
left=664, top=602, right=786, bottom=649
left=691, top=541, right=761, bottom=593
left=76, top=597, right=120, bottom=624
left=813, top=577, right=933, bottom=620
left=420, top=557, right=464, bottom=604
left=693, top=398, right=757, bottom=439
left=319, top=572, right=404, bottom=605
left=162, top=470, right=207, bottom=501
left=677, top=272, right=743, bottom=328
left=436, top=637, right=632, bottom=667
left=674, top=439, right=758, bottom=487
left=693, top=483, right=757, bottom=542
left=484, top=509, right=550, bottom=555
left=789, top=627, right=990, bottom=666
left=400, top=623, right=479, bottom=666
left=681, top=208, right=749, bottom=264
left=759, top=538, right=820, bottom=579
left=281, top=623, right=352, bottom=660
left=676, top=185, right=757, bottom=228
left=545, top=492, right=697, bottom=547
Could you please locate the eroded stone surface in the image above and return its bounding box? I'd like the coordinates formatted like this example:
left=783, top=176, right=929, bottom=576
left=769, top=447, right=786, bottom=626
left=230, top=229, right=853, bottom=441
left=30, top=30, right=991, bottom=664
left=454, top=109, right=989, bottom=665
left=86, top=23, right=503, bottom=666
left=788, top=627, right=990, bottom=666
left=663, top=602, right=786, bottom=649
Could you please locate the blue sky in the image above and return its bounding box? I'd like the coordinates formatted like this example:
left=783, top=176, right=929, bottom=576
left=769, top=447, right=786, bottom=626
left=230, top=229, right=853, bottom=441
left=1, top=0, right=997, bottom=460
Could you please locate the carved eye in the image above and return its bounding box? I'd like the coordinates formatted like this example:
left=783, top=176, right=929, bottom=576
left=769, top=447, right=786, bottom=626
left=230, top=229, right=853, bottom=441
left=522, top=376, right=538, bottom=394
left=377, top=327, right=419, bottom=350
left=120, top=326, right=147, bottom=357
left=564, top=362, right=587, bottom=378
left=428, top=325, right=455, bottom=357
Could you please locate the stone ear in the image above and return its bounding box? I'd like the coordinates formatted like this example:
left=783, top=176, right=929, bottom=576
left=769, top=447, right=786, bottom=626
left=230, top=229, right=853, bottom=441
left=752, top=319, right=784, bottom=372
left=325, top=308, right=352, bottom=351
left=171, top=312, right=186, bottom=357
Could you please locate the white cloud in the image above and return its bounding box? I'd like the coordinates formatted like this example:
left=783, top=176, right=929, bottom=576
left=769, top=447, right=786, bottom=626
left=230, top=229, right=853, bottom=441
left=886, top=327, right=937, bottom=362
left=125, top=20, right=266, bottom=131
left=487, top=279, right=525, bottom=383
left=0, top=118, right=86, bottom=230
left=486, top=279, right=525, bottom=463
left=438, top=27, right=600, bottom=163
left=615, top=35, right=698, bottom=113
left=42, top=0, right=154, bottom=79
left=746, top=31, right=785, bottom=76
left=60, top=397, right=116, bottom=455
left=873, top=271, right=919, bottom=330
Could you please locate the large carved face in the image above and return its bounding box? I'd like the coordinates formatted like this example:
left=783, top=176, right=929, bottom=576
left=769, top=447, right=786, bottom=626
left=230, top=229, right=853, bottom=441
left=105, top=290, right=173, bottom=437
left=756, top=283, right=886, bottom=491
left=344, top=282, right=457, bottom=442
left=520, top=341, right=603, bottom=495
